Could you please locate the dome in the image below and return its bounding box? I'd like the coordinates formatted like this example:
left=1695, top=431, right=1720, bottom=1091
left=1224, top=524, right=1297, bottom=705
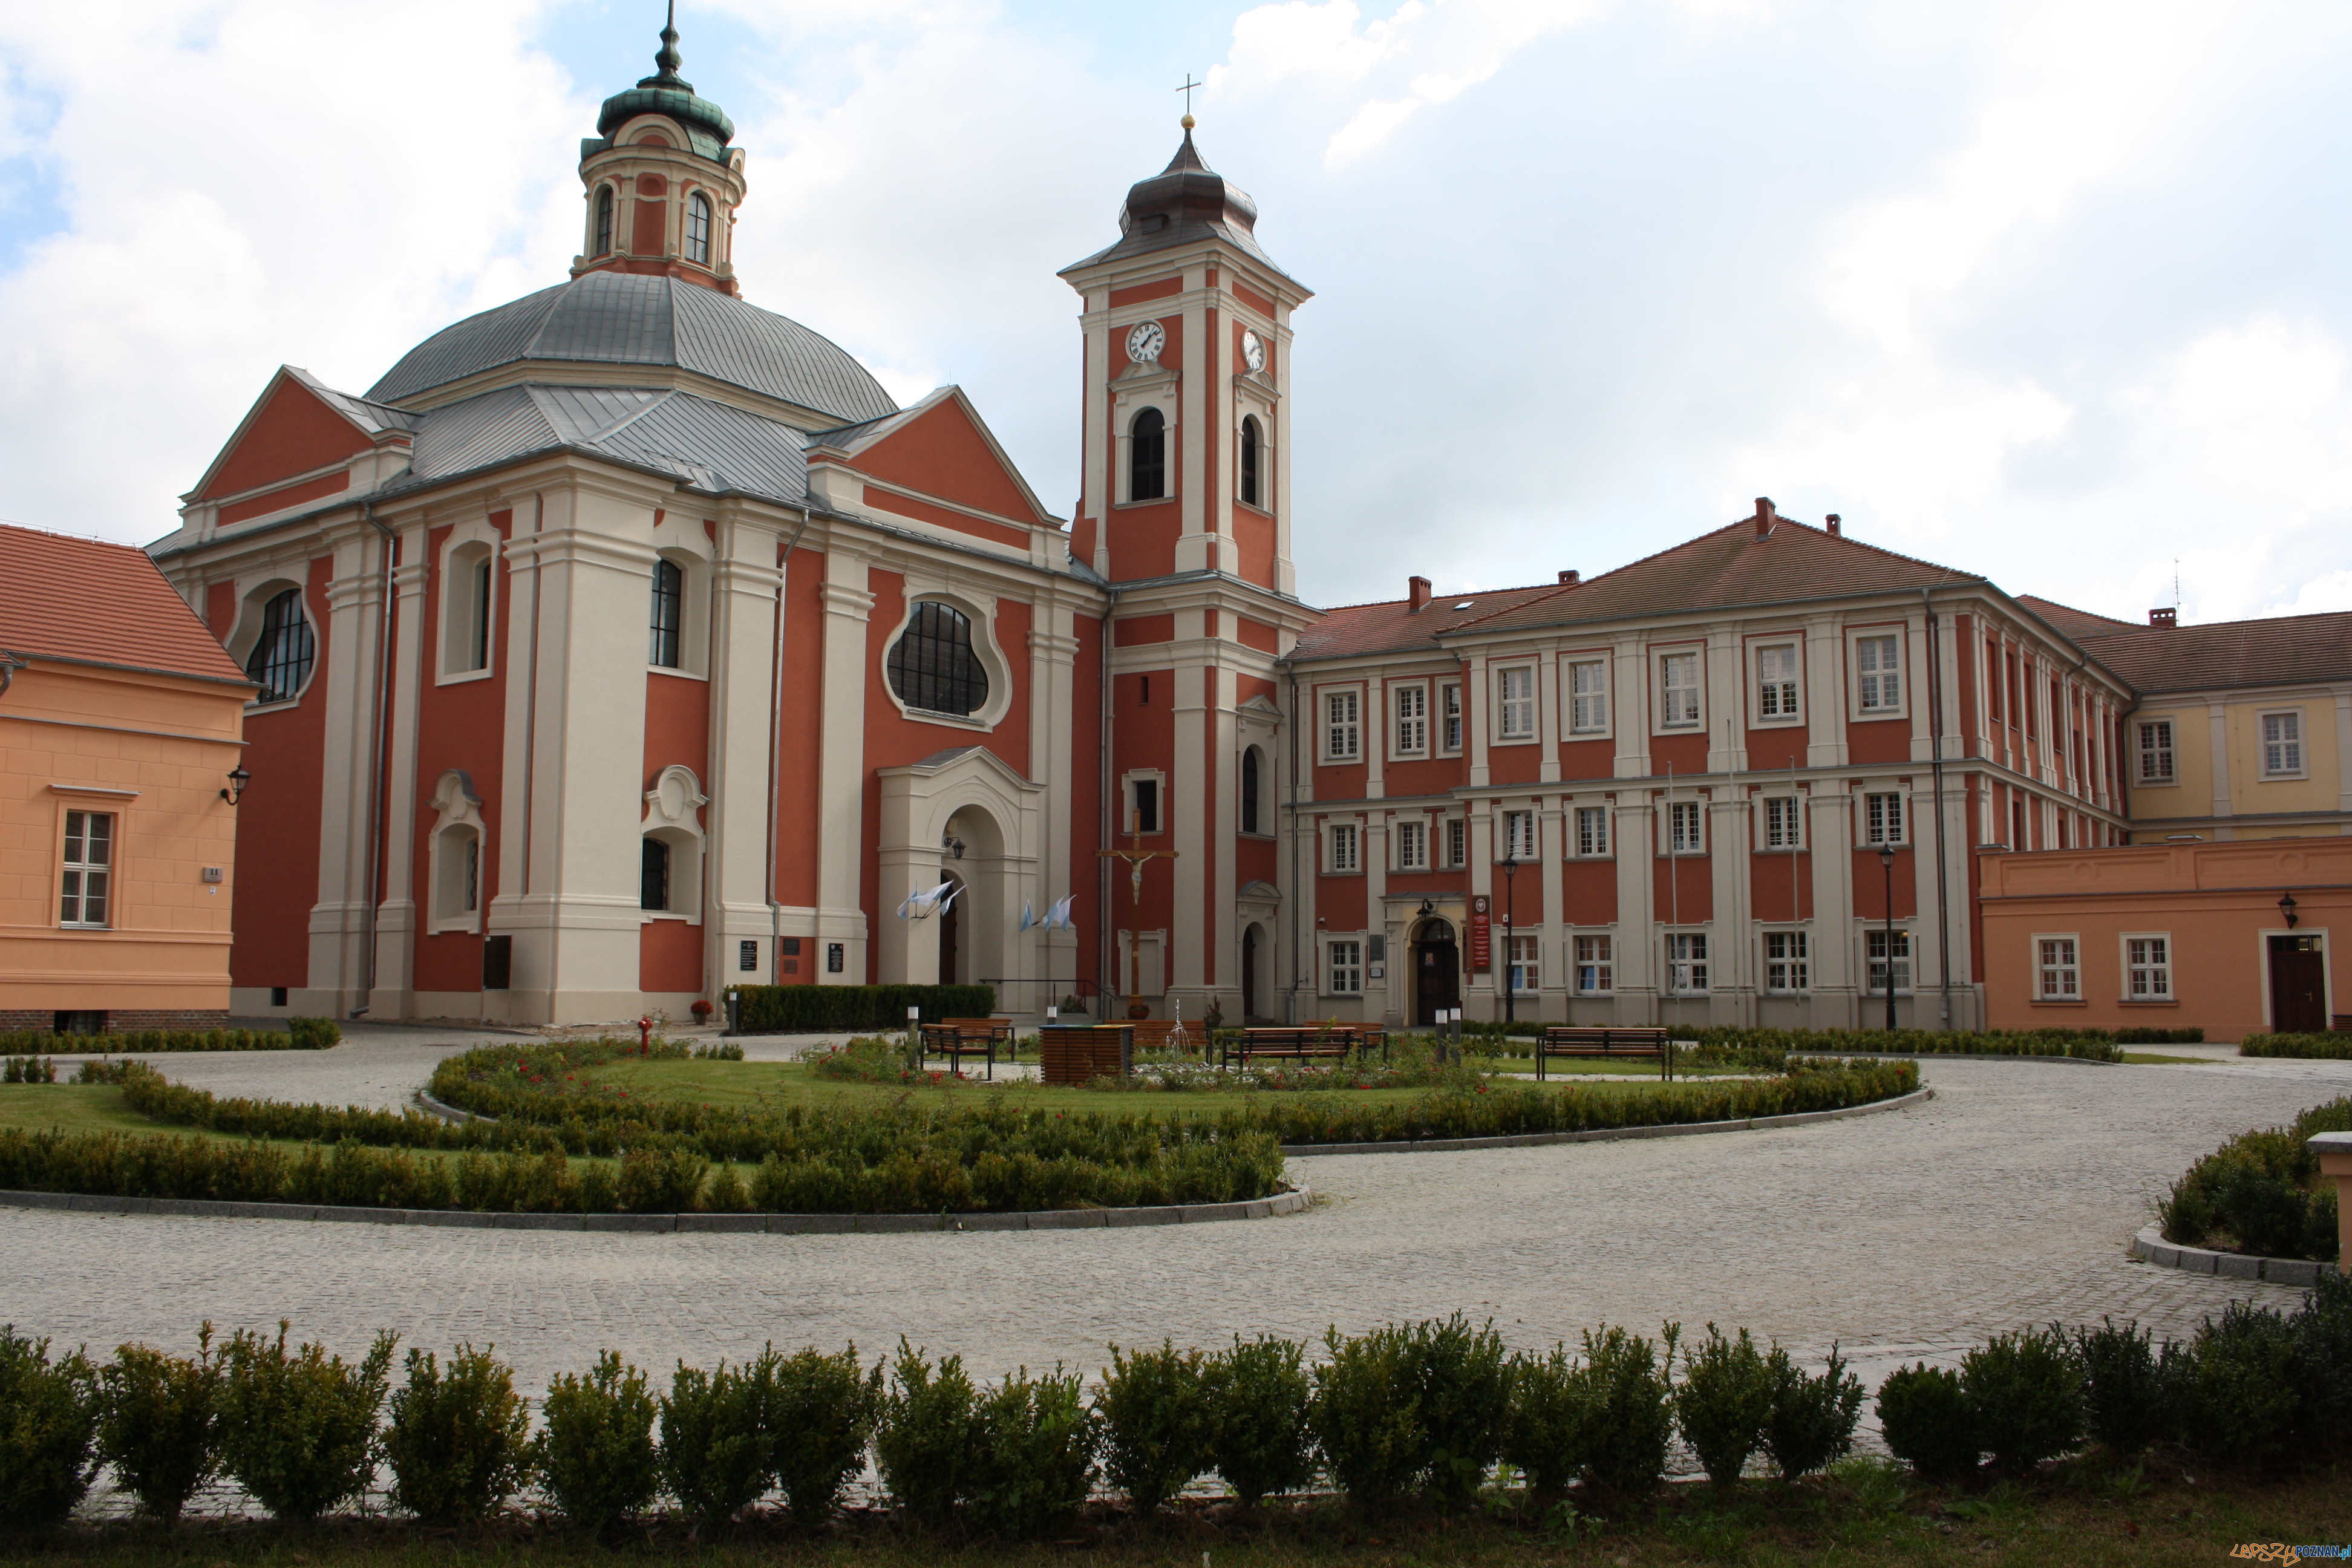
left=365, top=272, right=899, bottom=426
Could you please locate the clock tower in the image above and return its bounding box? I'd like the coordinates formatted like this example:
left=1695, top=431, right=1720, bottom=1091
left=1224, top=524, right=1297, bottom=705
left=1061, top=123, right=1317, bottom=1022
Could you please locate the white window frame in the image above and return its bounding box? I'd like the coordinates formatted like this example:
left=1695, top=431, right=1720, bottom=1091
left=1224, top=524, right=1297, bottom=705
left=1754, top=641, right=1802, bottom=724
left=434, top=521, right=501, bottom=684
left=1850, top=629, right=1906, bottom=719
left=1573, top=805, right=1610, bottom=858
left=2135, top=718, right=2177, bottom=786
left=1443, top=816, right=1468, bottom=869
left=1865, top=927, right=1913, bottom=995
left=1123, top=769, right=1168, bottom=837
left=1326, top=822, right=1361, bottom=874
left=2123, top=933, right=2173, bottom=1000
left=1439, top=681, right=1464, bottom=754
left=1508, top=932, right=1541, bottom=995
left=1665, top=799, right=1704, bottom=855
left=2036, top=934, right=2080, bottom=1001
left=1325, top=938, right=1364, bottom=996
left=1321, top=687, right=1363, bottom=763
left=1862, top=791, right=1906, bottom=846
left=1394, top=817, right=1429, bottom=872
left=877, top=586, right=1012, bottom=728
left=2259, top=709, right=2305, bottom=779
left=1665, top=932, right=1708, bottom=995
left=1501, top=808, right=1538, bottom=861
left=58, top=808, right=116, bottom=929
left=1763, top=795, right=1803, bottom=851
left=1495, top=664, right=1538, bottom=742
left=1763, top=929, right=1808, bottom=994
left=425, top=769, right=489, bottom=935
left=1391, top=682, right=1429, bottom=758
left=1658, top=650, right=1702, bottom=731
left=1567, top=658, right=1610, bottom=736
left=1573, top=933, right=1615, bottom=994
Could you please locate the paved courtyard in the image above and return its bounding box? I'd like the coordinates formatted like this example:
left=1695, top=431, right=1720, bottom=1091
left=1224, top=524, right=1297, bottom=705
left=4, top=1037, right=2346, bottom=1409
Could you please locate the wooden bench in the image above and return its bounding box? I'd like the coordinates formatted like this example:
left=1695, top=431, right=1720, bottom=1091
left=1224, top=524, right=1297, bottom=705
left=1535, top=1026, right=1675, bottom=1080
left=917, top=1017, right=1016, bottom=1081
left=1222, top=1026, right=1388, bottom=1070
left=1038, top=1024, right=1133, bottom=1086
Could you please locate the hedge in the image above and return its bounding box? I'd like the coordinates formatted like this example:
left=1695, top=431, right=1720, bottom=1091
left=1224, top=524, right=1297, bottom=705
left=0, top=1018, right=339, bottom=1055
left=2157, top=1095, right=2350, bottom=1262
left=1462, top=1023, right=2186, bottom=1056
left=2240, top=1033, right=2352, bottom=1060
left=729, top=985, right=995, bottom=1034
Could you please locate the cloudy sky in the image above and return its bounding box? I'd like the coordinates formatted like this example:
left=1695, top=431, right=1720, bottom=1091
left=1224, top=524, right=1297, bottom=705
left=4, top=0, right=2350, bottom=626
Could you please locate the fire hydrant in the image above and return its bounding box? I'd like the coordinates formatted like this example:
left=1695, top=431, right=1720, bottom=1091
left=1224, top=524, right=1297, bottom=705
left=636, top=1016, right=653, bottom=1054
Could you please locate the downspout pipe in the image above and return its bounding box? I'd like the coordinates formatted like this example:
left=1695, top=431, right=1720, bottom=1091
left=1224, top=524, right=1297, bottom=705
left=1099, top=583, right=1120, bottom=1016
left=1921, top=587, right=1953, bottom=1028
left=765, top=508, right=814, bottom=987
left=1285, top=666, right=1299, bottom=1025
left=355, top=500, right=396, bottom=1018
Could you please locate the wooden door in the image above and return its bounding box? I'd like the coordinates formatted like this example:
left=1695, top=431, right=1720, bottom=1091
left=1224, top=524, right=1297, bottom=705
left=2269, top=935, right=2327, bottom=1033
left=1415, top=926, right=1460, bottom=1025
left=1242, top=925, right=1259, bottom=1020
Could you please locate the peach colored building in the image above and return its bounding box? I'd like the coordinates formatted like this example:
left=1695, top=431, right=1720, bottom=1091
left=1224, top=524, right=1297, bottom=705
left=1978, top=838, right=2348, bottom=1040
left=0, top=524, right=252, bottom=1031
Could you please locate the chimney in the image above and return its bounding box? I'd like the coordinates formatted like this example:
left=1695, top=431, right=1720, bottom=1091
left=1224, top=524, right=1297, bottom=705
left=1408, top=575, right=1432, bottom=611
left=1754, top=497, right=1777, bottom=537
left=1825, top=512, right=1842, bottom=537
left=2149, top=607, right=2177, bottom=628
left=1558, top=570, right=1579, bottom=585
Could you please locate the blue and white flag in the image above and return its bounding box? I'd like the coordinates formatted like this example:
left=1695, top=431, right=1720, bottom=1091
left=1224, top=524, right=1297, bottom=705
left=1019, top=897, right=1036, bottom=933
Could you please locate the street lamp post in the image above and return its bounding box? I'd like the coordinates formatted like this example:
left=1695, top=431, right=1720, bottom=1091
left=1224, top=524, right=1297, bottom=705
left=1878, top=845, right=1898, bottom=1032
left=1500, top=854, right=1520, bottom=1025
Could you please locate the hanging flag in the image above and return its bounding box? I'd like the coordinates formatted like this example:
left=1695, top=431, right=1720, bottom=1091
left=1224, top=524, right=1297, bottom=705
left=1019, top=897, right=1036, bottom=933
left=1049, top=893, right=1077, bottom=930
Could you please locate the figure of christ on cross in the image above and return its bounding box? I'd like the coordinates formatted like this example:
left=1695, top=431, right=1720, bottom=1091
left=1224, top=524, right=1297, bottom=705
left=1097, top=830, right=1178, bottom=1020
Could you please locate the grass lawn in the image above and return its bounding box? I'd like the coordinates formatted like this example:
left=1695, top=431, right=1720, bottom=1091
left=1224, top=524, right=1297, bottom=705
left=0, top=1083, right=252, bottom=1141
left=2121, top=1051, right=2216, bottom=1065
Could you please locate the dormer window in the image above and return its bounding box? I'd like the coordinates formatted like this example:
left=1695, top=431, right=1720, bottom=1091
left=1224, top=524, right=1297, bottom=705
left=687, top=194, right=712, bottom=264
left=1130, top=407, right=1166, bottom=500
left=593, top=186, right=615, bottom=257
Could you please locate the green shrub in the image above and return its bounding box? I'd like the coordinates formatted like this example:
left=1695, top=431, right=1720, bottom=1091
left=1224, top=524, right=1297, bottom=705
left=1401, top=1314, right=1508, bottom=1511
left=2190, top=1302, right=2300, bottom=1466
left=0, top=1327, right=98, bottom=1529
left=537, top=1352, right=660, bottom=1531
left=2239, top=1033, right=2352, bottom=1060
left=1203, top=1335, right=1313, bottom=1508
left=215, top=1323, right=396, bottom=1522
left=874, top=1340, right=975, bottom=1529
left=659, top=1356, right=771, bottom=1526
left=764, top=1344, right=880, bottom=1525
left=2068, top=1319, right=2170, bottom=1458
left=2, top=1056, right=56, bottom=1083
left=1095, top=1341, right=1210, bottom=1514
left=733, top=984, right=995, bottom=1034
left=617, top=1148, right=708, bottom=1214
left=1311, top=1324, right=1423, bottom=1512
left=1763, top=1343, right=1861, bottom=1483
left=1684, top=1025, right=2126, bottom=1061
left=286, top=1017, right=341, bottom=1050
left=2291, top=1271, right=2352, bottom=1448
left=0, top=1027, right=309, bottom=1055
left=1500, top=1345, right=1589, bottom=1505
left=2157, top=1097, right=2350, bottom=1261
left=1960, top=1327, right=2082, bottom=1474
left=1675, top=1324, right=1773, bottom=1489
left=95, top=1327, right=217, bottom=1524
left=1573, top=1324, right=1675, bottom=1503
left=382, top=1344, right=530, bottom=1523
left=963, top=1366, right=1094, bottom=1538
left=691, top=1042, right=745, bottom=1060
left=1876, top=1364, right=1976, bottom=1480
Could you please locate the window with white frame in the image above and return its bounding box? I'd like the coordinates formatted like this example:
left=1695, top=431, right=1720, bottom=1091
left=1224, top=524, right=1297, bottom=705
left=1863, top=792, right=1905, bottom=845
left=1395, top=818, right=1429, bottom=871
left=1866, top=929, right=1912, bottom=994
left=1575, top=934, right=1613, bottom=993
left=2125, top=935, right=2172, bottom=999
left=1575, top=805, right=1610, bottom=857
left=1497, top=666, right=1537, bottom=740
left=1667, top=800, right=1703, bottom=854
left=2136, top=720, right=2175, bottom=785
left=1327, top=939, right=1364, bottom=995
left=1444, top=817, right=1467, bottom=868
left=2262, top=711, right=2304, bottom=777
left=58, top=809, right=114, bottom=928
left=1501, top=809, right=1537, bottom=861
left=1327, top=823, right=1360, bottom=873
left=1856, top=634, right=1902, bottom=713
left=1509, top=933, right=1541, bottom=995
left=1763, top=796, right=1802, bottom=850
left=1666, top=932, right=1708, bottom=994
left=1757, top=644, right=1800, bottom=719
left=1440, top=682, right=1463, bottom=751
left=2037, top=936, right=2079, bottom=999
left=1324, top=690, right=1361, bottom=761
left=440, top=538, right=495, bottom=678
left=1764, top=930, right=1808, bottom=993
left=1570, top=659, right=1609, bottom=733
left=1393, top=684, right=1428, bottom=756
left=1127, top=774, right=1163, bottom=835
left=1659, top=652, right=1700, bottom=728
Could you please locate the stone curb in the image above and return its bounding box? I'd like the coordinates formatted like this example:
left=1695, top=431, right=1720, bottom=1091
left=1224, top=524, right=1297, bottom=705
left=414, top=1088, right=484, bottom=1123
left=1801, top=1051, right=2117, bottom=1067
left=2129, top=1224, right=2336, bottom=1289
left=1277, top=1086, right=1933, bottom=1155
left=0, top=1185, right=1310, bottom=1233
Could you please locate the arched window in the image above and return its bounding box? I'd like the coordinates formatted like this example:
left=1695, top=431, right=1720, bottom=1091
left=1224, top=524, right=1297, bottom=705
left=648, top=558, right=684, bottom=668
left=246, top=588, right=315, bottom=704
left=887, top=601, right=990, bottom=717
left=1129, top=407, right=1166, bottom=501
left=641, top=837, right=671, bottom=912
left=1240, top=416, right=1262, bottom=508
left=1241, top=745, right=1262, bottom=835
left=686, top=194, right=712, bottom=264
left=594, top=186, right=615, bottom=256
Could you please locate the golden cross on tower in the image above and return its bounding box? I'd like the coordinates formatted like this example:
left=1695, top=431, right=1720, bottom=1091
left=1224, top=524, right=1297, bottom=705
left=1096, top=830, right=1178, bottom=1019
left=1175, top=73, right=1203, bottom=123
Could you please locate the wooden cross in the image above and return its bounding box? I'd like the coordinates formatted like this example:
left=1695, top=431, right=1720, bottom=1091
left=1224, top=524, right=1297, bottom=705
left=1175, top=74, right=1203, bottom=117
left=1097, top=830, right=1179, bottom=1016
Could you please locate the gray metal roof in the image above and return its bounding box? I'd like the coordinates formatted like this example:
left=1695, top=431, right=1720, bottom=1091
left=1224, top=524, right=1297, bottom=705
left=364, top=272, right=898, bottom=425
left=393, top=384, right=809, bottom=505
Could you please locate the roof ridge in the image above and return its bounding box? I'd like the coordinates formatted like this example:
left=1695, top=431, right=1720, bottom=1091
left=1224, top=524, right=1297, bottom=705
left=2077, top=606, right=2352, bottom=638
left=1311, top=581, right=1562, bottom=616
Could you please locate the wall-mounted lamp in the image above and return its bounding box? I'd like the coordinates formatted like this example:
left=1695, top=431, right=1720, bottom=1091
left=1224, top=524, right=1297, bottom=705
left=1417, top=898, right=1435, bottom=917
left=2279, top=890, right=2299, bottom=930
left=942, top=834, right=966, bottom=860
left=220, top=765, right=251, bottom=806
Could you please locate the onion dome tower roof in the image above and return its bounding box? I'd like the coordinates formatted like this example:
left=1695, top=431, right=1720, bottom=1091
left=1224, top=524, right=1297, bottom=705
left=1061, top=126, right=1299, bottom=284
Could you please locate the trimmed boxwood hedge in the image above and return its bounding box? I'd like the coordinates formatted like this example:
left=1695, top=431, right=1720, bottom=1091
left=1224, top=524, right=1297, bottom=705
left=0, top=1018, right=338, bottom=1055
left=730, top=985, right=994, bottom=1034
left=2241, top=1033, right=2352, bottom=1060
left=2157, top=1095, right=2350, bottom=1263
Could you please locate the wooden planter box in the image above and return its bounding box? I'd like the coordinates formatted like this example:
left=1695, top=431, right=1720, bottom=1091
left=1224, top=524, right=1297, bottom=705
left=1039, top=1025, right=1134, bottom=1086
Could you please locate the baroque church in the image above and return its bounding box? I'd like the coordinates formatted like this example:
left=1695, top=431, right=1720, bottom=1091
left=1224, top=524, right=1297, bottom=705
left=151, top=19, right=2172, bottom=1031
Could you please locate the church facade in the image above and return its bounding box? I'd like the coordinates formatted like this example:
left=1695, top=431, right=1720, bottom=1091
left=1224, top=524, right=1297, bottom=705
left=146, top=23, right=2318, bottom=1032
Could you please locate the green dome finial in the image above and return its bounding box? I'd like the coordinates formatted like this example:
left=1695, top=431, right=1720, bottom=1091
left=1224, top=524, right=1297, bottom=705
left=642, top=1, right=690, bottom=90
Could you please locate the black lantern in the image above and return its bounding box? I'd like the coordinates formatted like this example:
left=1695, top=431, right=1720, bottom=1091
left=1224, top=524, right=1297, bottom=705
left=2279, top=890, right=2299, bottom=930
left=220, top=765, right=251, bottom=805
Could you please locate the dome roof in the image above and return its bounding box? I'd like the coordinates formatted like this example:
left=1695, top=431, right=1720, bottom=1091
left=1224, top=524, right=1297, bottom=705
left=365, top=272, right=898, bottom=426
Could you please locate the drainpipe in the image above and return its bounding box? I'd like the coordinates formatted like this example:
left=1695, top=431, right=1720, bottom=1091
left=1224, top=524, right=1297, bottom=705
left=1285, top=667, right=1300, bottom=1025
left=1099, top=583, right=1120, bottom=1014
left=1921, top=587, right=1952, bottom=1028
left=765, top=508, right=814, bottom=986
left=354, top=500, right=396, bottom=1018
left=0, top=652, right=22, bottom=698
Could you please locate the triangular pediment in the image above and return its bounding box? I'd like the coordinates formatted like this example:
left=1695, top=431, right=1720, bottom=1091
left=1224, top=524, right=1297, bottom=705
left=186, top=366, right=408, bottom=504
left=816, top=387, right=1056, bottom=530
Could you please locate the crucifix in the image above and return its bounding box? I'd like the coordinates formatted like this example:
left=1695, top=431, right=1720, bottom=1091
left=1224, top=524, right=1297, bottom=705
left=1097, top=829, right=1178, bottom=1019
left=1175, top=74, right=1203, bottom=122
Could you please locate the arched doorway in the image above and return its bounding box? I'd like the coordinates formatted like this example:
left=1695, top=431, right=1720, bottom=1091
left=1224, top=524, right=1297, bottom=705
left=1412, top=918, right=1460, bottom=1026
left=1242, top=923, right=1263, bottom=1021
left=937, top=871, right=965, bottom=985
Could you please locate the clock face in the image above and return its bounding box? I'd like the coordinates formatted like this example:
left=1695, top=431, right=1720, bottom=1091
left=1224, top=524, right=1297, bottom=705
left=1125, top=321, right=1165, bottom=364
left=1241, top=329, right=1266, bottom=373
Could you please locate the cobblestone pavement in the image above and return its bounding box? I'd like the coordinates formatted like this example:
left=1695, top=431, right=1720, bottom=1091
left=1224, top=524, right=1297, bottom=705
left=4, top=1054, right=2346, bottom=1403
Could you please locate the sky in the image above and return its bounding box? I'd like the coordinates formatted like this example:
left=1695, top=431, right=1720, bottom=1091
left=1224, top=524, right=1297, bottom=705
left=3, top=0, right=2350, bottom=627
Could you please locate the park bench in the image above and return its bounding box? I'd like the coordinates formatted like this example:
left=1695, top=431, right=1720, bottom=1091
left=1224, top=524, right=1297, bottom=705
left=1038, top=1024, right=1134, bottom=1086
left=1221, top=1025, right=1388, bottom=1070
left=917, top=1017, right=1016, bottom=1081
left=1535, top=1026, right=1675, bottom=1081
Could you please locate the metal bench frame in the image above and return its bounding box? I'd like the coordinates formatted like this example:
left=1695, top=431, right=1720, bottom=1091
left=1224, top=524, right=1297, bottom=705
left=1221, top=1027, right=1389, bottom=1071
left=1535, top=1027, right=1676, bottom=1081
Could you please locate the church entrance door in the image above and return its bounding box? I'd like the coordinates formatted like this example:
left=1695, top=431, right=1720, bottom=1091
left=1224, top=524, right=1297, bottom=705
left=1413, top=920, right=1460, bottom=1026
left=1243, top=923, right=1261, bottom=1021
left=938, top=872, right=964, bottom=986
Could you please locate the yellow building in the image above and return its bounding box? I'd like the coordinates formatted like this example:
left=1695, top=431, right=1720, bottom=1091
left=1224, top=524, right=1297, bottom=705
left=0, top=523, right=252, bottom=1031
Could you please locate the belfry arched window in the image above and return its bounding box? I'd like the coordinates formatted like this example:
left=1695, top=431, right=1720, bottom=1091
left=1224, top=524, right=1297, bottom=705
left=1241, top=745, right=1263, bottom=835
left=649, top=558, right=684, bottom=668
left=887, top=601, right=989, bottom=717
left=1129, top=407, right=1166, bottom=501
left=686, top=194, right=712, bottom=264
left=593, top=186, right=615, bottom=257
left=246, top=588, right=315, bottom=704
left=1240, top=415, right=1263, bottom=508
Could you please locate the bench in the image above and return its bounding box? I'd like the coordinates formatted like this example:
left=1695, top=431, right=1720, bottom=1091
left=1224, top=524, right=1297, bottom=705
left=1535, top=1027, right=1675, bottom=1081
left=1126, top=1019, right=1201, bottom=1057
left=1222, top=1026, right=1388, bottom=1071
left=1038, top=1024, right=1133, bottom=1086
left=917, top=1017, right=1016, bottom=1081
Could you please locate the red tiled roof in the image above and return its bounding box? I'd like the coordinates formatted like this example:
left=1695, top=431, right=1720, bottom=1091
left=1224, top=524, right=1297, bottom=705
left=0, top=523, right=247, bottom=684
left=2073, top=610, right=2352, bottom=695
left=1289, top=582, right=1569, bottom=662
left=2016, top=595, right=2136, bottom=642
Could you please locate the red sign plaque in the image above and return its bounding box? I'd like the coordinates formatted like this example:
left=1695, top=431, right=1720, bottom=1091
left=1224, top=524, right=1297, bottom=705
left=1468, top=893, right=1492, bottom=971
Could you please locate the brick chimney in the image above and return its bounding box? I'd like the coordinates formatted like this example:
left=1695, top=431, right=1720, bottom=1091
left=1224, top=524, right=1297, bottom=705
left=1754, top=497, right=1777, bottom=537
left=1408, top=575, right=1432, bottom=611
left=2149, top=606, right=2177, bottom=628
left=1825, top=513, right=1842, bottom=537
left=1558, top=570, right=1579, bottom=585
